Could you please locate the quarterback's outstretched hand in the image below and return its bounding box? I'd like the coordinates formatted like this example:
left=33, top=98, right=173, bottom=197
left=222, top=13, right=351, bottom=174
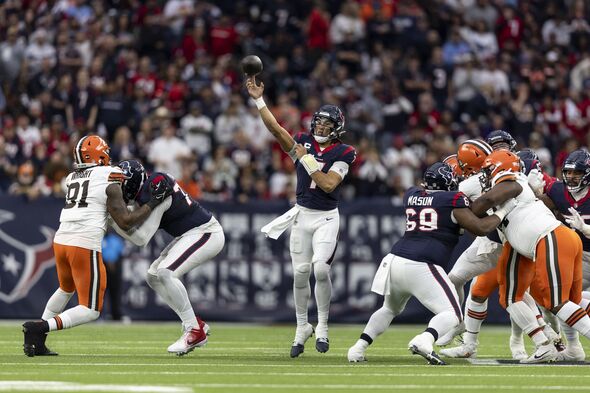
left=565, top=207, right=590, bottom=238
left=245, top=76, right=264, bottom=99
left=147, top=175, right=173, bottom=209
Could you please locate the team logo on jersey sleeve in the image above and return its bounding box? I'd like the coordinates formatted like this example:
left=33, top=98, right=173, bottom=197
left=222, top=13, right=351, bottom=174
left=0, top=210, right=55, bottom=303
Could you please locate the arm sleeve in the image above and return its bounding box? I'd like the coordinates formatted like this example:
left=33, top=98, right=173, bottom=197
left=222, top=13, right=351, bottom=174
left=110, top=196, right=172, bottom=246
left=329, top=161, right=350, bottom=179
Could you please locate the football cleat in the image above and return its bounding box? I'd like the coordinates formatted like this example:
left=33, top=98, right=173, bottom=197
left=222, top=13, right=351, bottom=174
left=556, top=345, right=586, bottom=362
left=408, top=333, right=446, bottom=365
left=316, top=338, right=329, bottom=353
left=168, top=318, right=208, bottom=356
left=22, top=321, right=47, bottom=358
left=553, top=337, right=566, bottom=352
left=436, top=322, right=465, bottom=346
left=440, top=342, right=477, bottom=359
left=35, top=333, right=58, bottom=356
left=520, top=342, right=558, bottom=364
left=347, top=344, right=367, bottom=362
left=290, top=323, right=314, bottom=358
left=197, top=316, right=210, bottom=336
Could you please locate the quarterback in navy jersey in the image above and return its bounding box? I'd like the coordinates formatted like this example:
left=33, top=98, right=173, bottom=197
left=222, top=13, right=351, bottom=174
left=112, top=160, right=225, bottom=356
left=542, top=149, right=590, bottom=290
left=348, top=162, right=514, bottom=365
left=246, top=76, right=356, bottom=357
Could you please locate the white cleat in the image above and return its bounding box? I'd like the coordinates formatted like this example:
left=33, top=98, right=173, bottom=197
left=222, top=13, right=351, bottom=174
left=408, top=333, right=446, bottom=365
left=440, top=342, right=478, bottom=359
left=290, top=323, right=314, bottom=358
left=168, top=321, right=208, bottom=356
left=347, top=344, right=367, bottom=362
left=556, top=345, right=586, bottom=362
left=520, top=342, right=558, bottom=364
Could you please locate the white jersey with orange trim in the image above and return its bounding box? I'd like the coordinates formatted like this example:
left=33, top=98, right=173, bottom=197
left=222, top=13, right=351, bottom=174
left=54, top=165, right=126, bottom=252
left=493, top=171, right=560, bottom=260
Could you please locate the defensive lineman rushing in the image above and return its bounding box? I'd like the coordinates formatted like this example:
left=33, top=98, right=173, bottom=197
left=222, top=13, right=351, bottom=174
left=22, top=136, right=171, bottom=356
left=471, top=150, right=590, bottom=363
left=347, top=162, right=516, bottom=364
left=442, top=134, right=557, bottom=360
left=246, top=76, right=357, bottom=357
left=112, top=160, right=225, bottom=356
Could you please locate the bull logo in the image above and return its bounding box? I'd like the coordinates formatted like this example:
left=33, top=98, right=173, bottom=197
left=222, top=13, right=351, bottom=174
left=0, top=210, right=55, bottom=303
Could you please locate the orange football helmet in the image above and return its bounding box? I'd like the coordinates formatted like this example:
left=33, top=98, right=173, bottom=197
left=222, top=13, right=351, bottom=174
left=457, top=139, right=493, bottom=177
left=443, top=154, right=463, bottom=178
left=74, top=135, right=111, bottom=169
left=481, top=150, right=521, bottom=186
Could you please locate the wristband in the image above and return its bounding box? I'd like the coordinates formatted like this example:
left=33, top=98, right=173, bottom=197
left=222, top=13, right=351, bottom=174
left=255, top=97, right=266, bottom=110
left=300, top=154, right=320, bottom=175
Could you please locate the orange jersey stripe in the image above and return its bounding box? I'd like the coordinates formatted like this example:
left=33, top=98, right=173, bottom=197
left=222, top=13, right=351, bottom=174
left=108, top=173, right=127, bottom=183
left=495, top=173, right=516, bottom=184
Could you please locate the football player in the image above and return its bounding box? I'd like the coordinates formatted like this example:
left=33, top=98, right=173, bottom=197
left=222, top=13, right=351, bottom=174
left=112, top=160, right=225, bottom=356
left=347, top=162, right=516, bottom=364
left=22, top=136, right=172, bottom=357
left=246, top=76, right=357, bottom=357
left=538, top=149, right=590, bottom=360
left=442, top=138, right=559, bottom=360
left=471, top=150, right=589, bottom=363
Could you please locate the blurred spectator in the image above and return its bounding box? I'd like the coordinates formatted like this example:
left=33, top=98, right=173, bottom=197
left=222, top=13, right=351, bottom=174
left=8, top=161, right=47, bottom=200
left=177, top=160, right=201, bottom=199
left=147, top=122, right=191, bottom=179
left=180, top=101, right=214, bottom=157
left=0, top=26, right=25, bottom=86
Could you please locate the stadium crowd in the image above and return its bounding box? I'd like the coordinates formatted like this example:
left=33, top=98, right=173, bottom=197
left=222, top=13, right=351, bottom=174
left=0, top=0, right=589, bottom=203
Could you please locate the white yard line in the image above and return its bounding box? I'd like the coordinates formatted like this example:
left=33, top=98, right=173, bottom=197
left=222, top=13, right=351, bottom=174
left=0, top=381, right=191, bottom=393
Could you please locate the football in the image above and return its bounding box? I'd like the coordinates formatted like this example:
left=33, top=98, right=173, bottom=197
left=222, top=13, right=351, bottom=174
left=240, top=55, right=263, bottom=76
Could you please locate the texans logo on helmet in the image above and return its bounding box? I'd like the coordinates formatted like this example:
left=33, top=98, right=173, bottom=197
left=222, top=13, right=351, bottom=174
left=0, top=210, right=55, bottom=303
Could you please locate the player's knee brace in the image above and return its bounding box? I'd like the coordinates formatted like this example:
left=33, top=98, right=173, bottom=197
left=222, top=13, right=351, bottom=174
left=145, top=271, right=160, bottom=289
left=313, top=262, right=331, bottom=282
left=293, top=264, right=311, bottom=288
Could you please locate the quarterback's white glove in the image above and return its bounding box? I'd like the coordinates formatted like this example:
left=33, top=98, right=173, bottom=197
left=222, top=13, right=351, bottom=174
left=493, top=198, right=518, bottom=221
left=527, top=169, right=545, bottom=196
left=565, top=207, right=590, bottom=238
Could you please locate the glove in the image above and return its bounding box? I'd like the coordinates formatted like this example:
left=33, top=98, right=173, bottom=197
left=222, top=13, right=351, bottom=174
left=527, top=169, right=545, bottom=195
left=493, top=198, right=517, bottom=221
left=147, top=175, right=173, bottom=209
left=565, top=207, right=590, bottom=238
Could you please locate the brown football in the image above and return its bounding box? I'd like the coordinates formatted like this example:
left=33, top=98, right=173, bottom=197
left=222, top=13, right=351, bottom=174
left=241, top=55, right=263, bottom=76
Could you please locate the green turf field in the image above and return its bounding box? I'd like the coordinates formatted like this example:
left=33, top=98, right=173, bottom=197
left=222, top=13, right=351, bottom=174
left=1, top=322, right=589, bottom=393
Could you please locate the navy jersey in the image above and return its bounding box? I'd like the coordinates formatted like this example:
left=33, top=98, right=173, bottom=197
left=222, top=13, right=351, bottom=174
left=294, top=133, right=356, bottom=210
left=137, top=172, right=213, bottom=237
left=546, top=181, right=590, bottom=252
left=391, top=187, right=470, bottom=269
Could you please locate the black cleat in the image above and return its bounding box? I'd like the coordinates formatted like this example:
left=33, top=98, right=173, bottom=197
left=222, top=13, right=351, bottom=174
left=409, top=344, right=447, bottom=365
left=316, top=338, right=329, bottom=353
left=22, top=321, right=49, bottom=358
left=290, top=344, right=305, bottom=358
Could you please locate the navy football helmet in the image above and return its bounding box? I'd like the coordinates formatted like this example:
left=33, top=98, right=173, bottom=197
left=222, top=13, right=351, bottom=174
left=516, top=149, right=541, bottom=173
left=562, top=149, right=590, bottom=193
left=117, top=159, right=147, bottom=203
left=422, top=162, right=458, bottom=191
left=486, top=130, right=517, bottom=152
left=310, top=105, right=345, bottom=143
